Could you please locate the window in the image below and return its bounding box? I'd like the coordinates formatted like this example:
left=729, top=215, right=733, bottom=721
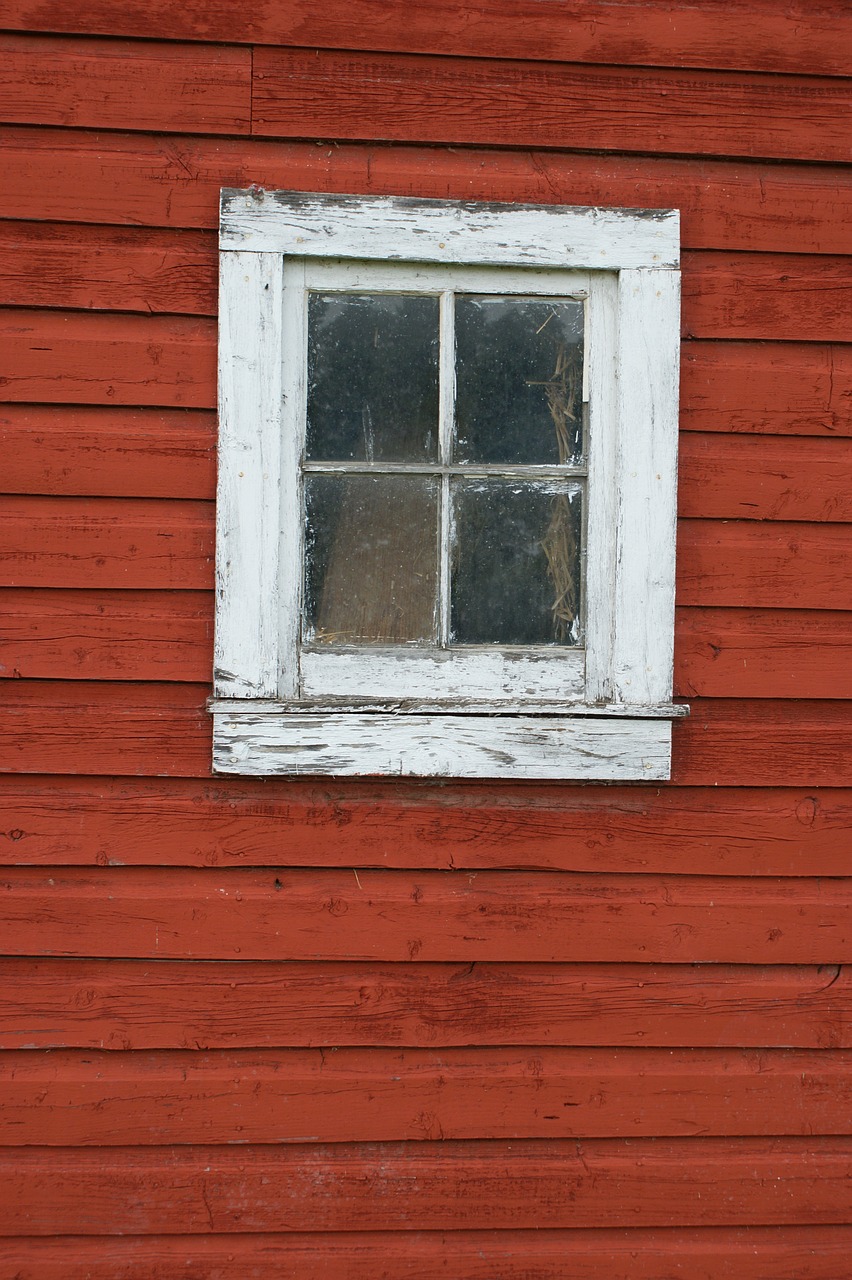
left=212, top=191, right=685, bottom=779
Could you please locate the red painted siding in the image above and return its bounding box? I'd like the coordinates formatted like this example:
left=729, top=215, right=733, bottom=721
left=1, top=3, right=850, bottom=1274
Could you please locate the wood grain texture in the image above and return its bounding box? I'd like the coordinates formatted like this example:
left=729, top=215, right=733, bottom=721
left=5, top=315, right=846, bottom=438
left=0, top=406, right=216, bottom=499
left=671, top=700, right=852, bottom=788
left=6, top=498, right=849, bottom=605
left=682, top=253, right=852, bottom=344
left=8, top=398, right=852, bottom=510
left=680, top=342, right=852, bottom=436
left=2, top=1227, right=851, bottom=1280
left=0, top=222, right=216, bottom=316
left=0, top=310, right=216, bottom=407
left=252, top=48, right=852, bottom=163
left=6, top=593, right=848, bottom=697
left=3, top=867, right=850, bottom=964
left=677, top=520, right=852, bottom=610
left=0, top=497, right=214, bottom=590
left=3, top=684, right=851, bottom=785
left=2, top=776, right=847, bottom=876
left=213, top=712, right=674, bottom=783
left=3, top=127, right=848, bottom=254
left=3, top=1138, right=852, bottom=1232
left=4, top=1047, right=850, bottom=1145
left=679, top=436, right=852, bottom=522
left=0, top=33, right=250, bottom=133
left=0, top=589, right=212, bottom=681
left=676, top=609, right=852, bottom=699
left=2, top=0, right=850, bottom=75
left=1, top=958, right=849, bottom=1049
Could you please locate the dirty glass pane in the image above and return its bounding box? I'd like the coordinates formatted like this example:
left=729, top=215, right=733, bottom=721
left=450, top=479, right=583, bottom=646
left=304, top=474, right=439, bottom=645
left=454, top=296, right=584, bottom=466
left=306, top=293, right=439, bottom=463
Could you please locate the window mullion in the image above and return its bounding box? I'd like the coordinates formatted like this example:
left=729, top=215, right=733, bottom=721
left=438, top=290, right=455, bottom=648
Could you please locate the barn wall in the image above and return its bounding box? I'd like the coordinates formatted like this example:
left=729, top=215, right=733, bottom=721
left=1, top=3, right=851, bottom=1275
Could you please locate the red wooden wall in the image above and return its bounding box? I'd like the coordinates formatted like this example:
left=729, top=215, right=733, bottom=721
left=1, top=3, right=851, bottom=1275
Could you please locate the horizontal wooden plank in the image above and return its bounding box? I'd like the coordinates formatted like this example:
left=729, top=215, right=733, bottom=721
left=252, top=48, right=852, bottom=163
left=3, top=1138, right=852, bottom=1232
left=0, top=33, right=250, bottom=133
left=3, top=867, right=851, bottom=964
left=1, top=957, right=849, bottom=1049
left=677, top=520, right=852, bottom=610
left=0, top=497, right=214, bottom=590
left=682, top=253, right=852, bottom=344
left=0, top=406, right=216, bottom=498
left=6, top=404, right=852, bottom=509
left=0, top=310, right=216, bottom=408
left=4, top=498, right=848, bottom=606
left=1, top=683, right=850, bottom=785
left=3, top=128, right=849, bottom=256
left=676, top=609, right=852, bottom=699
left=4, top=1046, right=850, bottom=1145
left=4, top=314, right=847, bottom=439
left=0, top=589, right=212, bottom=681
left=6, top=592, right=850, bottom=697
left=3, top=234, right=849, bottom=342
left=678, top=436, right=852, bottom=521
left=0, top=681, right=212, bottom=778
left=3, top=0, right=850, bottom=75
left=2, top=1227, right=852, bottom=1280
left=1, top=776, right=848, bottom=876
left=0, top=222, right=216, bottom=316
left=680, top=341, right=852, bottom=436
left=671, top=700, right=852, bottom=788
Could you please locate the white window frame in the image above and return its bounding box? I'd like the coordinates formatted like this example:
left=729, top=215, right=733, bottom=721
left=212, top=190, right=685, bottom=780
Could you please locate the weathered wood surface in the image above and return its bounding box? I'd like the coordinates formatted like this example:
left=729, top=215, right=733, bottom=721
left=3, top=0, right=849, bottom=75
left=1, top=1227, right=851, bottom=1280
left=0, top=34, right=250, bottom=133
left=15, top=408, right=851, bottom=558
left=0, top=589, right=212, bottom=682
left=2, top=234, right=851, bottom=341
left=5, top=314, right=847, bottom=441
left=251, top=49, right=852, bottom=163
left=0, top=221, right=217, bottom=315
left=8, top=416, right=850, bottom=516
left=5, top=499, right=849, bottom=608
left=6, top=34, right=847, bottom=160
left=1, top=958, right=849, bottom=1049
left=677, top=521, right=852, bottom=610
left=4, top=1047, right=850, bottom=1145
left=681, top=253, right=852, bottom=343
left=3, top=128, right=849, bottom=255
left=3, top=867, right=850, bottom=964
left=5, top=592, right=850, bottom=697
left=0, top=407, right=216, bottom=499
left=680, top=342, right=852, bottom=436
left=678, top=436, right=852, bottom=522
left=0, top=310, right=215, bottom=407
left=2, top=685, right=850, bottom=785
left=676, top=609, right=852, bottom=700
left=3, top=1138, right=852, bottom=1232
left=2, top=776, right=846, bottom=876
left=0, top=497, right=213, bottom=590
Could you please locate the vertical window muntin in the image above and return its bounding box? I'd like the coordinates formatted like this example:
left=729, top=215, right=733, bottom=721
left=297, top=265, right=590, bottom=666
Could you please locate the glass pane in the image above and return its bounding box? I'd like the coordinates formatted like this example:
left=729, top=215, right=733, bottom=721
left=451, top=479, right=583, bottom=646
left=306, top=293, right=439, bottom=463
left=304, top=474, right=439, bottom=645
left=454, top=296, right=584, bottom=466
